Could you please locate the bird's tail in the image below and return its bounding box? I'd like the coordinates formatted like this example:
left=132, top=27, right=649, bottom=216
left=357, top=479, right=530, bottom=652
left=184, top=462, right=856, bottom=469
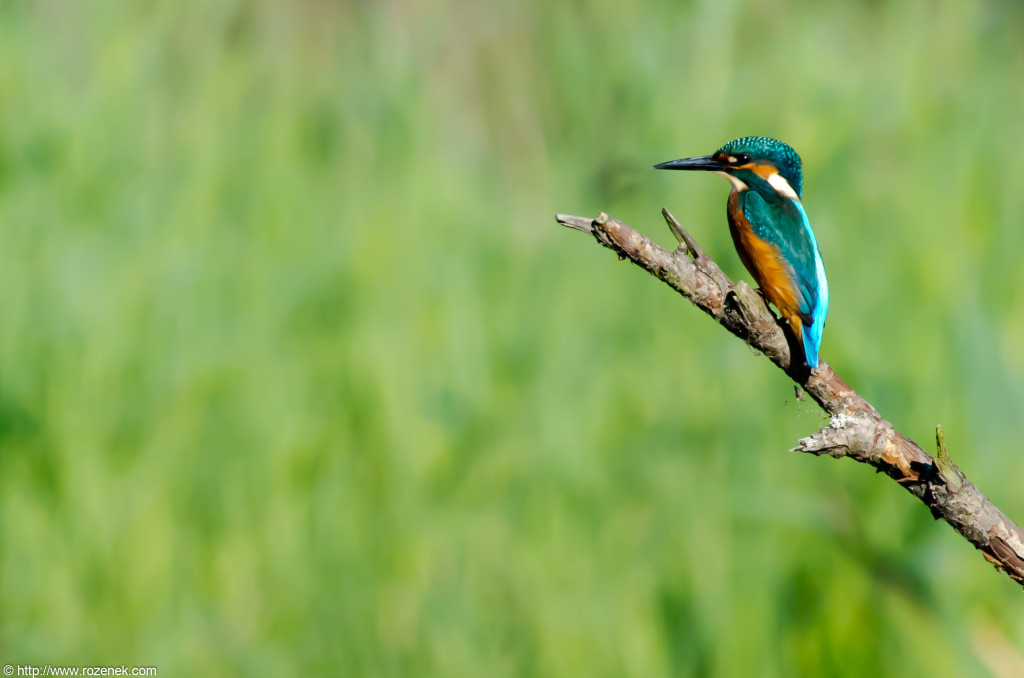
left=802, top=313, right=826, bottom=368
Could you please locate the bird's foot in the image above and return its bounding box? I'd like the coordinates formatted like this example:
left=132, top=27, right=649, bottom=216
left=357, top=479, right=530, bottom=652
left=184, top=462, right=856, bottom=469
left=754, top=289, right=778, bottom=319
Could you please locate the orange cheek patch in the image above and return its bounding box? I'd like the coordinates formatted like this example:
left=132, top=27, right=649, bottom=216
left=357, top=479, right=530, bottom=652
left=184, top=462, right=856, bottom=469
left=733, top=162, right=781, bottom=181
left=738, top=162, right=799, bottom=199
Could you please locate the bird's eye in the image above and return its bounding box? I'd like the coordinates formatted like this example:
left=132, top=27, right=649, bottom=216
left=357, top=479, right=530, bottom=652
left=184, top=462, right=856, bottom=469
left=735, top=153, right=750, bottom=164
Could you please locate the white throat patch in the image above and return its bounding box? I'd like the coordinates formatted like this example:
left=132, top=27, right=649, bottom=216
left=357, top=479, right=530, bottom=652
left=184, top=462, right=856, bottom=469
left=714, top=171, right=748, bottom=192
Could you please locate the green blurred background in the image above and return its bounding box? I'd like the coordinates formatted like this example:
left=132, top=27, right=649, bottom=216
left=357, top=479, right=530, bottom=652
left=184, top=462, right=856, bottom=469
left=1, top=0, right=1023, bottom=675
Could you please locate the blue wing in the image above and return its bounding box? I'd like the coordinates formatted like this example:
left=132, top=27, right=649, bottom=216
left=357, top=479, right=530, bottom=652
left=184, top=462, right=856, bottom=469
left=740, top=190, right=828, bottom=367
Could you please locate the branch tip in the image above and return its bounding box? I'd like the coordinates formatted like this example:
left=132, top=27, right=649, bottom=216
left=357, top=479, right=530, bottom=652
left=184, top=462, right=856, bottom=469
left=935, top=425, right=948, bottom=461
left=934, top=424, right=964, bottom=492
left=555, top=213, right=594, bottom=234
left=661, top=208, right=689, bottom=251
left=661, top=208, right=703, bottom=259
left=792, top=430, right=834, bottom=455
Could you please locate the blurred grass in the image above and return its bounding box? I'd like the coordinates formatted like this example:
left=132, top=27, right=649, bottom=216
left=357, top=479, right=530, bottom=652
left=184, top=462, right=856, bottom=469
left=1, top=0, right=1023, bottom=675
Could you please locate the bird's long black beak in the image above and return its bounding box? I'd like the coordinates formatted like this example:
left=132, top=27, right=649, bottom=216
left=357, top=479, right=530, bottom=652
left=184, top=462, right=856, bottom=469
left=653, top=155, right=723, bottom=171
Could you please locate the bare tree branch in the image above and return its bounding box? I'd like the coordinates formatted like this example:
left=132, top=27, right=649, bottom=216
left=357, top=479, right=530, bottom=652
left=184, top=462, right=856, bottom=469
left=556, top=210, right=1024, bottom=589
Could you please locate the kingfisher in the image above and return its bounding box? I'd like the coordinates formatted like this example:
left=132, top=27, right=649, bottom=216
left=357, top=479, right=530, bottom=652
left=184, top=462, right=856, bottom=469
left=654, top=136, right=828, bottom=369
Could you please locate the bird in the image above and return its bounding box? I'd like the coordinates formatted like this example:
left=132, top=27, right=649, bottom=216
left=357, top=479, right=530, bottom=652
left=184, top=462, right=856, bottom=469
left=654, top=136, right=828, bottom=369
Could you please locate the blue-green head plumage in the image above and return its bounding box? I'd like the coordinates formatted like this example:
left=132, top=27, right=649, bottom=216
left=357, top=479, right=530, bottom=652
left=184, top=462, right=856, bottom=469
left=716, top=136, right=803, bottom=199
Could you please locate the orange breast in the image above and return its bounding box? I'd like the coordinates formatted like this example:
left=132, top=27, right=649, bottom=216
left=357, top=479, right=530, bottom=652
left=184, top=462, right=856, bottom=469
left=727, top=191, right=804, bottom=341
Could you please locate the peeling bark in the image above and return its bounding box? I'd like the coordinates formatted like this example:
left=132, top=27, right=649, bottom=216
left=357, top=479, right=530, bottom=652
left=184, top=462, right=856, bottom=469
left=556, top=210, right=1024, bottom=589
